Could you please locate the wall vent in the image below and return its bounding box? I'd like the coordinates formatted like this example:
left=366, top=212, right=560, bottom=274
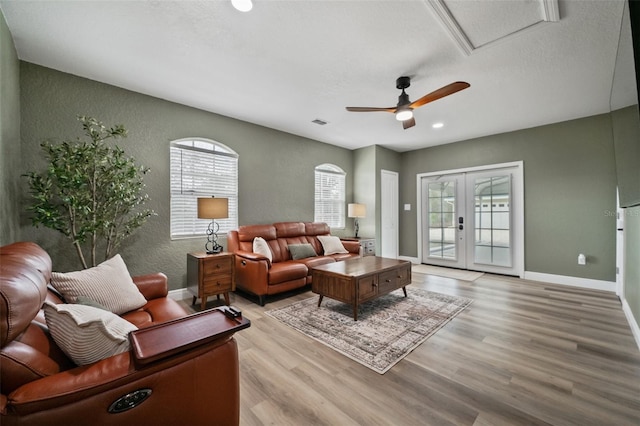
left=312, top=119, right=328, bottom=125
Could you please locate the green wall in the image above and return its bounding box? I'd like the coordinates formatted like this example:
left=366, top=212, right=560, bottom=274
left=399, top=114, right=618, bottom=282
left=18, top=62, right=354, bottom=289
left=625, top=206, right=640, bottom=326
left=0, top=11, right=21, bottom=245
left=611, top=105, right=640, bottom=207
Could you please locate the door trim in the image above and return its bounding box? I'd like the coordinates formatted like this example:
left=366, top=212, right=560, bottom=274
left=416, top=161, right=524, bottom=277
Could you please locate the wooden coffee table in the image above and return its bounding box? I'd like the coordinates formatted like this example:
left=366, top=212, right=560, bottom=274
left=311, top=256, right=411, bottom=320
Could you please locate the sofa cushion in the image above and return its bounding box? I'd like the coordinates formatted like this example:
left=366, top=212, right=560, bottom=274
left=268, top=262, right=308, bottom=284
left=50, top=254, right=147, bottom=315
left=253, top=237, right=273, bottom=262
left=317, top=235, right=349, bottom=255
left=288, top=243, right=317, bottom=260
left=296, top=255, right=336, bottom=271
left=43, top=302, right=137, bottom=366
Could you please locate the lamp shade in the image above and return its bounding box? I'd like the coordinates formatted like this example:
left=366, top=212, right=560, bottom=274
left=348, top=203, right=366, bottom=218
left=197, top=197, right=229, bottom=219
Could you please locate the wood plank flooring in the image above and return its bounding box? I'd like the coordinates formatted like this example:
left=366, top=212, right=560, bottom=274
left=181, top=272, right=640, bottom=425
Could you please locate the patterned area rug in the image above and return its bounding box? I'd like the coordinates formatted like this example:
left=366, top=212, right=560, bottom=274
left=266, top=288, right=472, bottom=374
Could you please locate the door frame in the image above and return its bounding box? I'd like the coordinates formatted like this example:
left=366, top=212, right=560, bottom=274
left=416, top=161, right=525, bottom=277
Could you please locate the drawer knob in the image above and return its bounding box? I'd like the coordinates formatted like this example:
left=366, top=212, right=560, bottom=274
left=385, top=279, right=391, bottom=283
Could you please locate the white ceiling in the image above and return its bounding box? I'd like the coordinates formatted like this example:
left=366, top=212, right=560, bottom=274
left=1, top=0, right=636, bottom=152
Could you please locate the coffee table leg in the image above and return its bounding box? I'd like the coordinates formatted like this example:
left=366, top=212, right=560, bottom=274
left=402, top=286, right=407, bottom=297
left=353, top=304, right=358, bottom=321
left=317, top=295, right=324, bottom=307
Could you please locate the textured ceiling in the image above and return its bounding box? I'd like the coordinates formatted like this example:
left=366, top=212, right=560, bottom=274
left=1, top=0, right=635, bottom=152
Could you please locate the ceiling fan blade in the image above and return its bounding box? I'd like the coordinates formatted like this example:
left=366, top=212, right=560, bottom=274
left=402, top=117, right=416, bottom=130
left=409, top=81, right=470, bottom=109
left=346, top=106, right=396, bottom=113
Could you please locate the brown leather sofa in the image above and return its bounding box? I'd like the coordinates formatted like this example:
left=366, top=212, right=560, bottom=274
left=0, top=242, right=249, bottom=426
left=227, top=222, right=360, bottom=305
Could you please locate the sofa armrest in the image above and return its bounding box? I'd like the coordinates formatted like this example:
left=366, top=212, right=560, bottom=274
left=132, top=272, right=168, bottom=300
left=130, top=308, right=250, bottom=365
left=233, top=250, right=271, bottom=266
left=340, top=239, right=361, bottom=255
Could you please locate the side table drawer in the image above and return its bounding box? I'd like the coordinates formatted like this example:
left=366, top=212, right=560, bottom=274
left=361, top=239, right=375, bottom=256
left=203, top=257, right=232, bottom=276
left=203, top=274, right=234, bottom=293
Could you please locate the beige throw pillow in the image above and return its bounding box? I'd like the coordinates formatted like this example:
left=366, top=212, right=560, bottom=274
left=43, top=302, right=138, bottom=366
left=51, top=254, right=147, bottom=315
left=253, top=236, right=273, bottom=262
left=317, top=235, right=349, bottom=255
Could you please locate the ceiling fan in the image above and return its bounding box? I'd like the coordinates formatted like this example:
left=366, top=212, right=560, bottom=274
left=346, top=77, right=470, bottom=130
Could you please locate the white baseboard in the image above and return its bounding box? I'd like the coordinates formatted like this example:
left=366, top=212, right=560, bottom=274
left=523, top=271, right=616, bottom=293
left=622, top=298, right=640, bottom=351
left=168, top=288, right=190, bottom=301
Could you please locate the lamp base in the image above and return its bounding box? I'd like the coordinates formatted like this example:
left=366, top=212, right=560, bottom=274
left=206, top=245, right=223, bottom=255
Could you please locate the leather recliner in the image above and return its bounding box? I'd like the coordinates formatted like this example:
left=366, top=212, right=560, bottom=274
left=0, top=242, right=248, bottom=426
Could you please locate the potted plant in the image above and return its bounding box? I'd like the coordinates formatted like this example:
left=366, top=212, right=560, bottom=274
left=24, top=115, right=155, bottom=268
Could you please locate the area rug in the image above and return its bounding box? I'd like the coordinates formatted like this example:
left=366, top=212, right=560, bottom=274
left=266, top=288, right=472, bottom=374
left=412, top=264, right=484, bottom=281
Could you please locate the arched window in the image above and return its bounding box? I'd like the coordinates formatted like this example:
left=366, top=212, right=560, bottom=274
left=314, top=163, right=346, bottom=228
left=170, top=138, right=238, bottom=239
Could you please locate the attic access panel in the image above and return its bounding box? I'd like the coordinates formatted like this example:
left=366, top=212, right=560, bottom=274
left=426, top=0, right=560, bottom=55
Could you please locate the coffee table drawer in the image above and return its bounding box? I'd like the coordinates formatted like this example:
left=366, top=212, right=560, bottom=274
left=357, top=275, right=378, bottom=299
left=378, top=264, right=411, bottom=293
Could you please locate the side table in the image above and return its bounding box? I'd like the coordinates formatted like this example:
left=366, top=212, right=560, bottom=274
left=187, top=252, right=235, bottom=310
left=342, top=237, right=375, bottom=257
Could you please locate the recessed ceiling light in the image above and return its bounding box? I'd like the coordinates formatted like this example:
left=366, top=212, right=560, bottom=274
left=432, top=122, right=444, bottom=129
left=231, top=0, right=253, bottom=12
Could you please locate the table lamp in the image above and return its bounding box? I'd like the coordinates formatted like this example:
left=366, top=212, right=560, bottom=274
left=197, top=196, right=229, bottom=254
left=348, top=203, right=366, bottom=238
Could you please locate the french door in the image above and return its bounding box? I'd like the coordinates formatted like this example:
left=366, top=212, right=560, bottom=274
left=419, top=163, right=524, bottom=277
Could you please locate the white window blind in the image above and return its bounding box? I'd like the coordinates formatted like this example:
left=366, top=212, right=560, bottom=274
left=170, top=139, right=238, bottom=239
left=314, top=164, right=346, bottom=228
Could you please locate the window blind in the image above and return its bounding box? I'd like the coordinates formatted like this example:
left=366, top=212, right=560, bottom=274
left=314, top=165, right=345, bottom=228
left=170, top=141, right=238, bottom=239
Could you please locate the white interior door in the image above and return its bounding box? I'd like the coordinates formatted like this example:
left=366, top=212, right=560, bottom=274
left=381, top=170, right=399, bottom=258
left=420, top=163, right=524, bottom=276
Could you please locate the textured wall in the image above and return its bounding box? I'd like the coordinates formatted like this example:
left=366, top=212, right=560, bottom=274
left=625, top=206, right=640, bottom=326
left=0, top=10, right=21, bottom=245
left=19, top=62, right=353, bottom=289
left=399, top=114, right=618, bottom=282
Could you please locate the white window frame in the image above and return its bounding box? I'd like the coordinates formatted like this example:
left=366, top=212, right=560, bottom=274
left=314, top=163, right=346, bottom=228
left=170, top=138, right=238, bottom=239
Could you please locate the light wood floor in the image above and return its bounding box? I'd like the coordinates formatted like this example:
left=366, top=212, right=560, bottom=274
left=182, top=272, right=640, bottom=426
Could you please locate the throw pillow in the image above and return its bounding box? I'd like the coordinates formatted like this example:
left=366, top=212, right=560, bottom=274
left=288, top=243, right=317, bottom=260
left=43, top=302, right=138, bottom=366
left=76, top=295, right=110, bottom=311
left=317, top=235, right=349, bottom=255
left=253, top=236, right=273, bottom=262
left=50, top=254, right=147, bottom=315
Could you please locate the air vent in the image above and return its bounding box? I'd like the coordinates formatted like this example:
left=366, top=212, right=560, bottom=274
left=312, top=119, right=328, bottom=125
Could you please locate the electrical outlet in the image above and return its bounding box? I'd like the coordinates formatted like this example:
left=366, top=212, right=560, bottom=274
left=578, top=254, right=586, bottom=265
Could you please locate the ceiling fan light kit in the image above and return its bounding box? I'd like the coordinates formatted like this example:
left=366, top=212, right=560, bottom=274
left=395, top=109, right=413, bottom=122
left=346, top=76, right=470, bottom=130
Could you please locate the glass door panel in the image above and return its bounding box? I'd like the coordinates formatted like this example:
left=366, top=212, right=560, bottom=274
left=472, top=175, right=512, bottom=267
left=422, top=175, right=465, bottom=268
